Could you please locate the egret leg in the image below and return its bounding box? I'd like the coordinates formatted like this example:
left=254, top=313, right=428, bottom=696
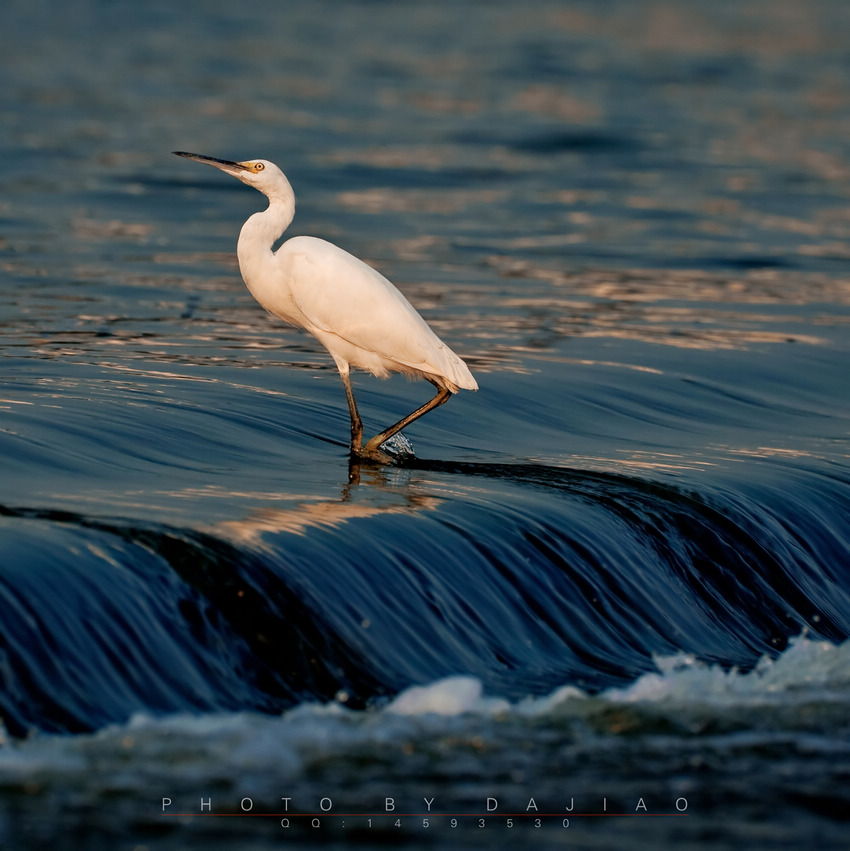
left=338, top=368, right=363, bottom=453
left=361, top=381, right=451, bottom=458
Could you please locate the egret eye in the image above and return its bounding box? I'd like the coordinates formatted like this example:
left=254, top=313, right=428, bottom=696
left=254, top=162, right=265, bottom=171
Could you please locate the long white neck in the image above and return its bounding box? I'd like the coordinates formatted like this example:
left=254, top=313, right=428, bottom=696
left=236, top=191, right=295, bottom=295
left=237, top=191, right=294, bottom=259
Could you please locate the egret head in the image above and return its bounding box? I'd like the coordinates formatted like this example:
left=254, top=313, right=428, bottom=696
left=173, top=152, right=291, bottom=198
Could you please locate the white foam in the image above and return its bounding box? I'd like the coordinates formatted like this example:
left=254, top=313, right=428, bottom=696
left=389, top=675, right=498, bottom=715
left=604, top=635, right=850, bottom=707
left=0, top=636, right=845, bottom=799
left=380, top=636, right=850, bottom=720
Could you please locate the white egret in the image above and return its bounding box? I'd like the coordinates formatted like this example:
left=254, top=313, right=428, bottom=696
left=173, top=151, right=477, bottom=463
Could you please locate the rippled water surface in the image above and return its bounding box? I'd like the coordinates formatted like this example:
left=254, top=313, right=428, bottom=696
left=2, top=0, right=850, bottom=848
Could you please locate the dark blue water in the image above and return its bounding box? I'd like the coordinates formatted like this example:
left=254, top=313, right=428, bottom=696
left=2, top=0, right=850, bottom=848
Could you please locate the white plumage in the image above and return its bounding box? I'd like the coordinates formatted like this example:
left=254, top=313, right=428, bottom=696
left=174, top=152, right=477, bottom=461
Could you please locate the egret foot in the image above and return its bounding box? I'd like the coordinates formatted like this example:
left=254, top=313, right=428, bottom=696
left=353, top=445, right=396, bottom=465
left=352, top=433, right=415, bottom=465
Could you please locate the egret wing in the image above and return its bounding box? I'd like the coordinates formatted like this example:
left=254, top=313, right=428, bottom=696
left=281, top=236, right=441, bottom=370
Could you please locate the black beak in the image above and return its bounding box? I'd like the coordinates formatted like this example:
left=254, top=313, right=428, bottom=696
left=173, top=151, right=251, bottom=171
